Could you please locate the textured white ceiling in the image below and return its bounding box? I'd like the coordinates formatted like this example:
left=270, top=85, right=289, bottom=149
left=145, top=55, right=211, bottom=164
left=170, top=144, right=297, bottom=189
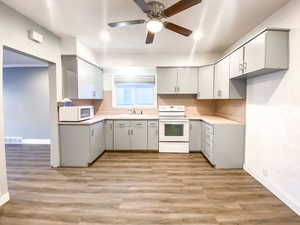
left=1, top=0, right=290, bottom=54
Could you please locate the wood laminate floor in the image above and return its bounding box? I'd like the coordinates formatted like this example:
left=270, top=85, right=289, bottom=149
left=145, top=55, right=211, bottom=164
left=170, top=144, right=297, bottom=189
left=0, top=144, right=299, bottom=225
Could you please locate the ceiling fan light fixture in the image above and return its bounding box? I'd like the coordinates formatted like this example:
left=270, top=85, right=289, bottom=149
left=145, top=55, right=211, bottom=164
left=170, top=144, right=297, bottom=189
left=146, top=19, right=163, bottom=33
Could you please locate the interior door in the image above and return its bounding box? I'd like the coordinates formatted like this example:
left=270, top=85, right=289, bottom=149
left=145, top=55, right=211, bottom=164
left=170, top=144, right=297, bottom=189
left=177, top=68, right=198, bottom=94
left=157, top=68, right=178, bottom=94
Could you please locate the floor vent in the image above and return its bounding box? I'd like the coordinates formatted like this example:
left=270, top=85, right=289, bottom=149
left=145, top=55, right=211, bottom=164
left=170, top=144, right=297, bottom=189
left=4, top=137, right=23, bottom=144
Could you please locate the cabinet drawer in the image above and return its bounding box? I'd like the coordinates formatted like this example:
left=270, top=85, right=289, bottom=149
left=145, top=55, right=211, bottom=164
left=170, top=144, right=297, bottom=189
left=148, top=120, right=159, bottom=127
left=205, top=124, right=214, bottom=134
left=131, top=121, right=147, bottom=128
left=115, top=121, right=130, bottom=127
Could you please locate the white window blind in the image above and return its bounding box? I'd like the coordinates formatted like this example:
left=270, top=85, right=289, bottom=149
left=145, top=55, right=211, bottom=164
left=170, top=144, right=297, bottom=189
left=113, top=75, right=156, bottom=108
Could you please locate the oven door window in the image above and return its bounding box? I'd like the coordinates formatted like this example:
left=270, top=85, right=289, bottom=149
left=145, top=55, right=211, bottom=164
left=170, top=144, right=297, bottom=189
left=80, top=108, right=91, bottom=118
left=165, top=124, right=184, bottom=136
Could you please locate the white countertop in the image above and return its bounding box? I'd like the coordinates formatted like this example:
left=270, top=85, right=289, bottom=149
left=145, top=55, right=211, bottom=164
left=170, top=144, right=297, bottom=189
left=58, top=114, right=243, bottom=126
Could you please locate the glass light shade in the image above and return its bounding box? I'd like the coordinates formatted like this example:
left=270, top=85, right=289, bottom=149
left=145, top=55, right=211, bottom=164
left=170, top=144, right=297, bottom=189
left=146, top=19, right=163, bottom=33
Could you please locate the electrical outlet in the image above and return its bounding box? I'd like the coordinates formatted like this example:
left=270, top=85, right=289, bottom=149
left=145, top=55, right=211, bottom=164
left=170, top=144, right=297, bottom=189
left=263, top=169, right=269, bottom=178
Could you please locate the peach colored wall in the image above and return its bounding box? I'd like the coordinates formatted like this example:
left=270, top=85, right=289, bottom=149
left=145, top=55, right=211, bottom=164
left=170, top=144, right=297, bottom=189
left=91, top=91, right=216, bottom=116
left=215, top=100, right=246, bottom=123
left=71, top=91, right=246, bottom=123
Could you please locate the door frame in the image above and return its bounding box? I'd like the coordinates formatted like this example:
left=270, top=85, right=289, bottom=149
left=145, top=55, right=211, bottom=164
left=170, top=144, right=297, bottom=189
left=0, top=45, right=60, bottom=204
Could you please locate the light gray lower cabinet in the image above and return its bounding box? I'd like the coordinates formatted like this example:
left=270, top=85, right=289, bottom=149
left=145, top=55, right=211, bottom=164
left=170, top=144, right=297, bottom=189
left=114, top=120, right=148, bottom=150
left=60, top=121, right=105, bottom=167
left=114, top=121, right=131, bottom=150
left=147, top=120, right=159, bottom=150
left=201, top=122, right=245, bottom=169
left=189, top=120, right=202, bottom=152
left=131, top=121, right=148, bottom=150
left=104, top=120, right=114, bottom=150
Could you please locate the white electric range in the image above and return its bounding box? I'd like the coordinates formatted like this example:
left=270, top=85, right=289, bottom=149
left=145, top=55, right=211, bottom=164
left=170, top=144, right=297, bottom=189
left=159, top=105, right=190, bottom=153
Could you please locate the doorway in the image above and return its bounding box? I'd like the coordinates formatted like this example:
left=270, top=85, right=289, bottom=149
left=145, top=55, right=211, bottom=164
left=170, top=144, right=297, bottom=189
left=3, top=48, right=51, bottom=168
left=0, top=46, right=60, bottom=204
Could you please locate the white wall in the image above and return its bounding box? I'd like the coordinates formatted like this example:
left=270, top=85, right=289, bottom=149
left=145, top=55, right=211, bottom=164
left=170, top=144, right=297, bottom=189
left=99, top=52, right=220, bottom=91
left=4, top=67, right=50, bottom=139
left=0, top=2, right=62, bottom=204
left=225, top=0, right=300, bottom=215
left=61, top=37, right=99, bottom=66
left=98, top=52, right=220, bottom=67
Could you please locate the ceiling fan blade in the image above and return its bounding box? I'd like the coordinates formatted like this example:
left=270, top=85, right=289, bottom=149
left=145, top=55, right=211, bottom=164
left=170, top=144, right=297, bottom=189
left=164, top=22, right=192, bottom=37
left=133, top=0, right=150, bottom=13
left=146, top=32, right=155, bottom=44
left=108, top=19, right=145, bottom=28
left=164, top=0, right=202, bottom=17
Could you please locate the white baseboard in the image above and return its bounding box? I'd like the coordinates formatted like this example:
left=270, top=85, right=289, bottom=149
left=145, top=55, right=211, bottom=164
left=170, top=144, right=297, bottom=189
left=244, top=164, right=300, bottom=216
left=0, top=192, right=10, bottom=206
left=22, top=139, right=50, bottom=145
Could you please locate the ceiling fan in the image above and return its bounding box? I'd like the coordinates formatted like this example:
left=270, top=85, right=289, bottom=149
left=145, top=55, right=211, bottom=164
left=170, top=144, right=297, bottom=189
left=108, top=0, right=202, bottom=44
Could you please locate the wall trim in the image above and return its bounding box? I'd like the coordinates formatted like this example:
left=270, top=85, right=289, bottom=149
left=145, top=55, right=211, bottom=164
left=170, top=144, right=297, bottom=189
left=0, top=192, right=10, bottom=206
left=244, top=164, right=300, bottom=216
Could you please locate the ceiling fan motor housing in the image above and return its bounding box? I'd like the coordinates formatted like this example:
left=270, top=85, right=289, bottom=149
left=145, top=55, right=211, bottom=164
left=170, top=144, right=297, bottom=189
left=146, top=1, right=166, bottom=19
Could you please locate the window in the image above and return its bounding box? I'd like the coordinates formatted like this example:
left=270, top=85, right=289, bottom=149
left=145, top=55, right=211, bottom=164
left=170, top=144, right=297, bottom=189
left=113, top=74, right=156, bottom=108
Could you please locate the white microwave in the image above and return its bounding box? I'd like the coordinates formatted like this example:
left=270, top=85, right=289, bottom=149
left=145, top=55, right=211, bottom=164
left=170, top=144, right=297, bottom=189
left=59, top=106, right=94, bottom=122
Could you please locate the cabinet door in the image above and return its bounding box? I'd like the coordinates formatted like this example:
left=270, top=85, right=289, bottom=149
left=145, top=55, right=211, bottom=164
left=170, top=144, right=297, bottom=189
left=177, top=68, right=198, bottom=94
left=157, top=68, right=178, bottom=94
left=214, top=57, right=230, bottom=99
left=91, top=66, right=104, bottom=100
left=90, top=122, right=105, bottom=162
left=244, top=33, right=266, bottom=74
left=114, top=121, right=131, bottom=150
left=131, top=121, right=148, bottom=150
left=147, top=120, right=159, bottom=150
left=104, top=120, right=114, bottom=150
left=197, top=66, right=214, bottom=99
left=189, top=121, right=202, bottom=152
left=230, top=47, right=245, bottom=79
left=77, top=58, right=95, bottom=99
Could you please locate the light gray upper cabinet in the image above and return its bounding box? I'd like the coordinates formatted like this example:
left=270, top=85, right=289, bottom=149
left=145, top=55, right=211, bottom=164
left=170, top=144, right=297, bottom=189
left=131, top=121, right=148, bottom=150
left=214, top=57, right=230, bottom=99
left=114, top=120, right=148, bottom=150
left=104, top=120, right=114, bottom=150
left=157, top=68, right=178, bottom=94
left=147, top=120, right=159, bottom=150
left=197, top=65, right=214, bottom=99
left=62, top=55, right=103, bottom=99
left=177, top=68, right=198, bottom=94
left=114, top=121, right=131, bottom=150
left=157, top=67, right=198, bottom=94
left=230, top=47, right=245, bottom=79
left=189, top=120, right=202, bottom=152
left=231, top=30, right=289, bottom=79
left=215, top=57, right=246, bottom=99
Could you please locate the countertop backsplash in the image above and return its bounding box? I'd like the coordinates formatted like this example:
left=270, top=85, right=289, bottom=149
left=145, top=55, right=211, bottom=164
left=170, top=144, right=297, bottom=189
left=68, top=91, right=246, bottom=123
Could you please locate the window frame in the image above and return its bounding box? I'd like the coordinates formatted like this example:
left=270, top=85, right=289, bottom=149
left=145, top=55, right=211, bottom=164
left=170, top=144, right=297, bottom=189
left=112, top=74, right=157, bottom=109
